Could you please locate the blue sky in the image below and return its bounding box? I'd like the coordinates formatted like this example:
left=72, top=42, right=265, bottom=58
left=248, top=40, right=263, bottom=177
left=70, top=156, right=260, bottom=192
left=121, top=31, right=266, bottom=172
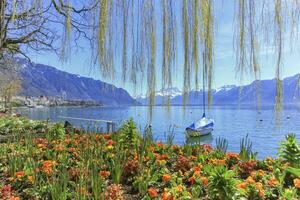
left=28, top=1, right=300, bottom=96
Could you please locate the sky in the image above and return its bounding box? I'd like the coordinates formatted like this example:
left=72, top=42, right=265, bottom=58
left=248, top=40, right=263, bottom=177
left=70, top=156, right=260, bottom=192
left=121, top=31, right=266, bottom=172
left=28, top=1, right=300, bottom=96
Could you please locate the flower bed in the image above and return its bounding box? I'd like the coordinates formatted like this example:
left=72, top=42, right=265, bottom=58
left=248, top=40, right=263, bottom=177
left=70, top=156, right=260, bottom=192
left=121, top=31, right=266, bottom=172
left=0, top=117, right=299, bottom=199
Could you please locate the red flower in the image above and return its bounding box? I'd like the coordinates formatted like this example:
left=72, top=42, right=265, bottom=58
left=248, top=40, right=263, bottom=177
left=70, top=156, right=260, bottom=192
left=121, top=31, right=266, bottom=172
left=107, top=140, right=114, bottom=146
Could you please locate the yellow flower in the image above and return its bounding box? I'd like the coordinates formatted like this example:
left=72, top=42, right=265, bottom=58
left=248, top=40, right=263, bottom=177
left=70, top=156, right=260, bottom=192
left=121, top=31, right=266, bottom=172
left=175, top=185, right=184, bottom=192
left=107, top=145, right=113, bottom=150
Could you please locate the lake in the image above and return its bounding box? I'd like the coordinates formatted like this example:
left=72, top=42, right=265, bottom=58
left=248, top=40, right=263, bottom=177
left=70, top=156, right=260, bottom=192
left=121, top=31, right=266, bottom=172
left=15, top=105, right=300, bottom=159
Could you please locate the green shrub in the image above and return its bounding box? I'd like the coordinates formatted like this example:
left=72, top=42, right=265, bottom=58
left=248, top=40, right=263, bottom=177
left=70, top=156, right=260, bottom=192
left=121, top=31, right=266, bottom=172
left=47, top=123, right=65, bottom=140
left=278, top=134, right=300, bottom=168
left=208, top=166, right=238, bottom=199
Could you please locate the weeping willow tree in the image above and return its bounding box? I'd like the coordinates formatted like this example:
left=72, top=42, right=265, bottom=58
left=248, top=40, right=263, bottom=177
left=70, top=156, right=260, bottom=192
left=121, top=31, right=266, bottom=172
left=161, top=0, right=176, bottom=105
left=1, top=0, right=300, bottom=113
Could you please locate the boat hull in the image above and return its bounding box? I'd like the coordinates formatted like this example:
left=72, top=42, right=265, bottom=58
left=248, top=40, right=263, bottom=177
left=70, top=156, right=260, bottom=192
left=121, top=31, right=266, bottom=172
left=186, top=127, right=213, bottom=137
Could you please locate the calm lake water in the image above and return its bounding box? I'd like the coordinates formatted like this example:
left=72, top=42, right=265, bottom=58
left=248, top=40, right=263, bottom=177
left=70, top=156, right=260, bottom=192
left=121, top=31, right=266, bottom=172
left=15, top=106, right=300, bottom=159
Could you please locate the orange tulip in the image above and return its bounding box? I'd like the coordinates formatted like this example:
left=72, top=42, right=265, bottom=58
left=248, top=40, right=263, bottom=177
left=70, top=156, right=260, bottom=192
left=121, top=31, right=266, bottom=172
left=148, top=187, right=158, bottom=198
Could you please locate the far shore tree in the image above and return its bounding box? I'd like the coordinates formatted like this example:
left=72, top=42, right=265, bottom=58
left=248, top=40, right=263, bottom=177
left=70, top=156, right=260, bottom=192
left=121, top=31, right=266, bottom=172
left=0, top=0, right=300, bottom=111
left=0, top=59, right=21, bottom=113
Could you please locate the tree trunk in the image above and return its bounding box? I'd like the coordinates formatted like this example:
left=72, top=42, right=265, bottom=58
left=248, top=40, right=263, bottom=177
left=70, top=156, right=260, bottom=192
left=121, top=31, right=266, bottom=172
left=0, top=0, right=6, bottom=51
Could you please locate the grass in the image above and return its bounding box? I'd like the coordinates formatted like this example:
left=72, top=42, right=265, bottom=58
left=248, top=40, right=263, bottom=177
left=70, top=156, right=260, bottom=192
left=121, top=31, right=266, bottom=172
left=0, top=116, right=299, bottom=199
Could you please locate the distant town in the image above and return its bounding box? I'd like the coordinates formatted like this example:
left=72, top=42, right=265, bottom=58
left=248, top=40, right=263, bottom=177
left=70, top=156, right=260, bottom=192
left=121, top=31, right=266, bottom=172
left=13, top=96, right=103, bottom=108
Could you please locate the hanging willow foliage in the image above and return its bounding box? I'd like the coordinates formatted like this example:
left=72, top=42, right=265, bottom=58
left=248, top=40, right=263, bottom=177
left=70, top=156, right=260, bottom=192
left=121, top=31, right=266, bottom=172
left=274, top=0, right=284, bottom=112
left=161, top=0, right=176, bottom=106
left=121, top=0, right=129, bottom=82
left=200, top=0, right=214, bottom=106
left=60, top=1, right=72, bottom=62
left=192, top=0, right=200, bottom=91
left=182, top=0, right=191, bottom=105
left=144, top=0, right=156, bottom=110
left=98, top=0, right=110, bottom=77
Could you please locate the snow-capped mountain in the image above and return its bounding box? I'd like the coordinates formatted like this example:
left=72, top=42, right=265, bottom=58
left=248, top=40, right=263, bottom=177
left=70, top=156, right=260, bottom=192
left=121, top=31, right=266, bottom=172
left=156, top=87, right=182, bottom=97
left=136, top=75, right=300, bottom=106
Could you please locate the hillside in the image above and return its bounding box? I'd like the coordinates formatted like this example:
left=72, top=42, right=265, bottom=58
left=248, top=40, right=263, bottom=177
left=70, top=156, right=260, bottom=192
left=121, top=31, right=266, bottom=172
left=15, top=59, right=137, bottom=106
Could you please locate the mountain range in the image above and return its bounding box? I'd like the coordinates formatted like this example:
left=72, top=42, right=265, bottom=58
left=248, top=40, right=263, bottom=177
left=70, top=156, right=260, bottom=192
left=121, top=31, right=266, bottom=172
left=136, top=75, right=300, bottom=106
left=7, top=58, right=300, bottom=107
left=14, top=58, right=137, bottom=106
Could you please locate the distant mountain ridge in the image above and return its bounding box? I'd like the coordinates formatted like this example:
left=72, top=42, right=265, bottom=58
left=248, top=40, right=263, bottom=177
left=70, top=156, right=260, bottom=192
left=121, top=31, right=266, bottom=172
left=15, top=59, right=137, bottom=106
left=136, top=75, right=300, bottom=106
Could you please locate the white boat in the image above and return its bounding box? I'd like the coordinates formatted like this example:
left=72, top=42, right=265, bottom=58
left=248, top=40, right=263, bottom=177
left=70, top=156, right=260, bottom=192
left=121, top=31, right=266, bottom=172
left=186, top=63, right=214, bottom=137
left=186, top=113, right=214, bottom=137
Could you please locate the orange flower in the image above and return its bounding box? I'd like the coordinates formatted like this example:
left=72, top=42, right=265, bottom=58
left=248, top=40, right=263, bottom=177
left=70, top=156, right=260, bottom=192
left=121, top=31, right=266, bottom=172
left=193, top=170, right=201, bottom=177
left=226, top=152, right=240, bottom=159
left=254, top=182, right=265, bottom=197
left=268, top=177, right=279, bottom=187
left=200, top=177, right=209, bottom=186
left=188, top=176, right=195, bottom=185
left=210, top=159, right=226, bottom=165
left=161, top=191, right=173, bottom=200
left=162, top=174, right=171, bottom=182
left=54, top=144, right=64, bottom=152
left=28, top=176, right=34, bottom=184
left=190, top=156, right=197, bottom=161
left=148, top=187, right=158, bottom=198
left=68, top=147, right=76, bottom=152
left=246, top=176, right=256, bottom=184
left=193, top=165, right=202, bottom=172
left=237, top=182, right=248, bottom=189
left=103, top=134, right=112, bottom=140
left=15, top=171, right=25, bottom=179
left=156, top=142, right=163, bottom=148
left=172, top=145, right=179, bottom=151
left=9, top=196, right=20, bottom=200
left=41, top=160, right=57, bottom=175
left=99, top=171, right=110, bottom=179
left=294, top=178, right=300, bottom=189
left=37, top=143, right=46, bottom=149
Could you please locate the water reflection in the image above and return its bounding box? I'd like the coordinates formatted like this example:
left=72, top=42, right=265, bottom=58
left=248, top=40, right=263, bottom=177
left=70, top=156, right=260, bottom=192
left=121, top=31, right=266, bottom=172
left=185, top=134, right=213, bottom=146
